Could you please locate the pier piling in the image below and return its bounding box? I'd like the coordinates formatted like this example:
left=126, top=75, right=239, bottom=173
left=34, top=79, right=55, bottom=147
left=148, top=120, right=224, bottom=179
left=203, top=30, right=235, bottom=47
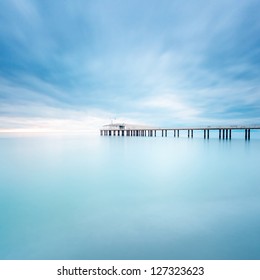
left=101, top=125, right=259, bottom=140
left=245, top=129, right=251, bottom=140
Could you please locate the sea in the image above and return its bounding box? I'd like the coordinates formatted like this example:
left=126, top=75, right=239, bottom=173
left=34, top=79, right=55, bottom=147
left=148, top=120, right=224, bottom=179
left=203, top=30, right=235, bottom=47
left=0, top=131, right=260, bottom=260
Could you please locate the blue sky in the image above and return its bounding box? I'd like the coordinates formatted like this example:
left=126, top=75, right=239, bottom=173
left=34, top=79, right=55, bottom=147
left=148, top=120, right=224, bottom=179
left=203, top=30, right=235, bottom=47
left=0, top=0, right=260, bottom=131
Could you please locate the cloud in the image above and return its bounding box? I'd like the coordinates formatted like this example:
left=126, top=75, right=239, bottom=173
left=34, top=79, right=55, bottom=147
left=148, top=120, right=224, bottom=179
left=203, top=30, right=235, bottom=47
left=0, top=0, right=260, bottom=130
left=137, top=93, right=200, bottom=121
left=0, top=106, right=111, bottom=133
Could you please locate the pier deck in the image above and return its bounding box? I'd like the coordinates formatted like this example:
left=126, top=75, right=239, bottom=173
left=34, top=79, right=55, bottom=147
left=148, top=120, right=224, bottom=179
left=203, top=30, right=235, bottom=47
left=100, top=125, right=260, bottom=140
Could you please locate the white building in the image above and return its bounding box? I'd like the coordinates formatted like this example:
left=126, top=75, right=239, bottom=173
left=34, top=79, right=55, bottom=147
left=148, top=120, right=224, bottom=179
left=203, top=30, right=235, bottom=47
left=102, top=123, right=126, bottom=130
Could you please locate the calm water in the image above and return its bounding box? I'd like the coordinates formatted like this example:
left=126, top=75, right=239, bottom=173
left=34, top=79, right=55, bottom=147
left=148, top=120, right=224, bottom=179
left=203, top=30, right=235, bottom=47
left=0, top=133, right=260, bottom=260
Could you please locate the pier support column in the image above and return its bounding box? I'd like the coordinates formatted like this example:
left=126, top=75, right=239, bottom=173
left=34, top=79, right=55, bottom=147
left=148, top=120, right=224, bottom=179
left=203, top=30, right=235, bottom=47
left=191, top=130, right=193, bottom=138
left=188, top=130, right=190, bottom=138
left=219, top=129, right=221, bottom=139
left=165, top=130, right=167, bottom=137
left=109, top=130, right=111, bottom=136
left=207, top=129, right=209, bottom=139
left=177, top=130, right=179, bottom=137
left=222, top=129, right=225, bottom=139
left=229, top=129, right=231, bottom=139
left=162, top=130, right=164, bottom=137
left=100, top=130, right=103, bottom=136
left=204, top=130, right=206, bottom=139
left=245, top=129, right=250, bottom=140
left=174, top=130, right=176, bottom=137
left=225, top=129, right=228, bottom=139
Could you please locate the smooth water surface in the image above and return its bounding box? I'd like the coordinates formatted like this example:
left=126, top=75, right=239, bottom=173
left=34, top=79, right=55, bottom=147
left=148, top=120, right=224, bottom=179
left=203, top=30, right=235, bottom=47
left=0, top=133, right=260, bottom=259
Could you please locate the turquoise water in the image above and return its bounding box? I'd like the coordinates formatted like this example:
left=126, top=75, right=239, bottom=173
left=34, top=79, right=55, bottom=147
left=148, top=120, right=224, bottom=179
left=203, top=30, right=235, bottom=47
left=0, top=133, right=260, bottom=260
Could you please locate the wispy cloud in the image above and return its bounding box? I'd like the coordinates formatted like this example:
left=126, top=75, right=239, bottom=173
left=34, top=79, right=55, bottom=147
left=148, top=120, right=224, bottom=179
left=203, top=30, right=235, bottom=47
left=0, top=0, right=259, bottom=131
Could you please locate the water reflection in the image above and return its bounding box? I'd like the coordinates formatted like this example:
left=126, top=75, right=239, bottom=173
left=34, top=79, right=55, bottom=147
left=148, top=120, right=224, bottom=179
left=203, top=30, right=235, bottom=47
left=0, top=134, right=259, bottom=259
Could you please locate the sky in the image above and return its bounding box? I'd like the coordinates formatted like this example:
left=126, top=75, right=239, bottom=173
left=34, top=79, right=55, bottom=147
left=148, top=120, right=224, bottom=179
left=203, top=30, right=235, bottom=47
left=0, top=0, right=260, bottom=132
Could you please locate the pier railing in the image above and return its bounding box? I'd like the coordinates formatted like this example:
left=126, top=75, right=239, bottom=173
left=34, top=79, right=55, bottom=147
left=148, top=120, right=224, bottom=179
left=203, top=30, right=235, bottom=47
left=100, top=126, right=260, bottom=140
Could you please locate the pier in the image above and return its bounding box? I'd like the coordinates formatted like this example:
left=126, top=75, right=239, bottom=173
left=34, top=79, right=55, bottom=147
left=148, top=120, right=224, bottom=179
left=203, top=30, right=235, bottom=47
left=100, top=124, right=260, bottom=140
